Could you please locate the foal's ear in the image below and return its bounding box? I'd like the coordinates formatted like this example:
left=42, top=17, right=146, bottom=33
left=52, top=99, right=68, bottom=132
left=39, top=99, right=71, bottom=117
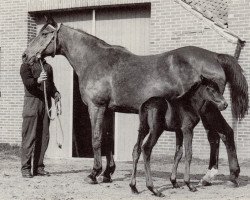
left=44, top=15, right=57, bottom=28
left=200, top=75, right=208, bottom=83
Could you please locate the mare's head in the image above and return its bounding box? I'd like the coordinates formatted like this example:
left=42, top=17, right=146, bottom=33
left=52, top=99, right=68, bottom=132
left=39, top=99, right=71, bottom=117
left=197, top=75, right=228, bottom=111
left=22, top=16, right=60, bottom=65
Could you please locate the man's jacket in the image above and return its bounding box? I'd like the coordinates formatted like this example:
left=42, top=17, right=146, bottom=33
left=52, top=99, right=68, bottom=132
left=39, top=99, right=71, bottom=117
left=20, top=60, right=58, bottom=99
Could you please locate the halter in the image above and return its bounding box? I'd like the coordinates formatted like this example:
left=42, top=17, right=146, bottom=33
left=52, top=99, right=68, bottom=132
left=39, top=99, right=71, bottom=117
left=52, top=23, right=61, bottom=57
left=36, top=23, right=61, bottom=59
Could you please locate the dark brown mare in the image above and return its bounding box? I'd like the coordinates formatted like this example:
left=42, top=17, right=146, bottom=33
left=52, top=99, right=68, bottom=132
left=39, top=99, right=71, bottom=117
left=130, top=76, right=227, bottom=197
left=22, top=17, right=248, bottom=187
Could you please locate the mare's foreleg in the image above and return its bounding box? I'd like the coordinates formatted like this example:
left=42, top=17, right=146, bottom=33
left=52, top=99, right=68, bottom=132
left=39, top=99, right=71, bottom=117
left=183, top=128, right=197, bottom=192
left=170, top=130, right=183, bottom=188
left=98, top=110, right=116, bottom=183
left=84, top=104, right=106, bottom=184
left=130, top=124, right=149, bottom=194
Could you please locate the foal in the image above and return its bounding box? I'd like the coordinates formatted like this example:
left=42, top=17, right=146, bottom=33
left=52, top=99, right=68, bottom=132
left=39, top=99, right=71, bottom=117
left=130, top=76, right=227, bottom=197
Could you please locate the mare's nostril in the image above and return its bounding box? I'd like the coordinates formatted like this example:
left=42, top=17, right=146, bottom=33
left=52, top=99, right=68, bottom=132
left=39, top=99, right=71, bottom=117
left=224, top=102, right=228, bottom=109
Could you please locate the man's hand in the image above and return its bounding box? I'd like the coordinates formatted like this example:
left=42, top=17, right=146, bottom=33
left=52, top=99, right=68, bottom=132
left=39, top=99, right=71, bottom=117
left=37, top=71, right=47, bottom=84
left=54, top=92, right=61, bottom=103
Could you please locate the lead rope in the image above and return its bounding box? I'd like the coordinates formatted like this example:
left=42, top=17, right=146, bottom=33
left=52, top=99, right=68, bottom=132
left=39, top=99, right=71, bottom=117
left=39, top=59, right=55, bottom=121
left=39, top=59, right=64, bottom=148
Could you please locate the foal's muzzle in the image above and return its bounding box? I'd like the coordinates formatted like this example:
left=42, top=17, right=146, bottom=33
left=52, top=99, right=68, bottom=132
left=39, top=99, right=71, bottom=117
left=218, top=101, right=228, bottom=111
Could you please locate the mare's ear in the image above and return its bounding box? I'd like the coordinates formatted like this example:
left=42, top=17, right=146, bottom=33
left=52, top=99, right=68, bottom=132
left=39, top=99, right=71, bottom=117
left=44, top=15, right=57, bottom=28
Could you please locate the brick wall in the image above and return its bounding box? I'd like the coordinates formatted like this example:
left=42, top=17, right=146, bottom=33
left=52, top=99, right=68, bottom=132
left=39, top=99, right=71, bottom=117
left=227, top=0, right=250, bottom=159
left=0, top=0, right=249, bottom=160
left=149, top=0, right=249, bottom=160
left=0, top=0, right=29, bottom=144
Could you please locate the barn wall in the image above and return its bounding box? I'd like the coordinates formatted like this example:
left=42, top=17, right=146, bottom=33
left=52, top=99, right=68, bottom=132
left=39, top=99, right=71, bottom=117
left=228, top=0, right=250, bottom=159
left=0, top=0, right=29, bottom=144
left=149, top=0, right=249, bottom=160
left=0, top=0, right=250, bottom=160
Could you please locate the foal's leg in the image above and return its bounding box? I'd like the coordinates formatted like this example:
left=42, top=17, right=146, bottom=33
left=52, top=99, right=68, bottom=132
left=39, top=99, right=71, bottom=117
left=142, top=127, right=164, bottom=197
left=201, top=105, right=240, bottom=187
left=170, top=130, right=183, bottom=188
left=84, top=104, right=106, bottom=184
left=183, top=129, right=197, bottom=192
left=130, top=125, right=149, bottom=194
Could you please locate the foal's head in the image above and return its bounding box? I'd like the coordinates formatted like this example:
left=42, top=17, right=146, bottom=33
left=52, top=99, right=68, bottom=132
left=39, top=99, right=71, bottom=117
left=195, top=75, right=228, bottom=111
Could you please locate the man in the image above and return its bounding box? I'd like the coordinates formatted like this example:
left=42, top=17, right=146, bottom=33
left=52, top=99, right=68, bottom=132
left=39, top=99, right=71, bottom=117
left=20, top=58, right=60, bottom=178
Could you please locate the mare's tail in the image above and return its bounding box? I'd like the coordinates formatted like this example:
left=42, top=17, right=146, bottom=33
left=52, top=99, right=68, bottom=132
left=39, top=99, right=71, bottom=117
left=217, top=54, right=248, bottom=120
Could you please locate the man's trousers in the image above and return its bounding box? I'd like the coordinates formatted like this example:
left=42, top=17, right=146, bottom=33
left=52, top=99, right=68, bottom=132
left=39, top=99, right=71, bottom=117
left=21, top=96, right=50, bottom=173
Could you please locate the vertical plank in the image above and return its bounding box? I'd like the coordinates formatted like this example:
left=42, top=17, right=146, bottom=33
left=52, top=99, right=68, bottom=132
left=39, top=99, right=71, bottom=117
left=95, top=6, right=150, bottom=161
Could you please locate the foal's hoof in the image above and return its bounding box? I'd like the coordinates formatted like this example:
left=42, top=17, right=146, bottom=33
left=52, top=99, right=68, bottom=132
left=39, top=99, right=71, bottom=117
left=97, top=175, right=112, bottom=183
left=226, top=180, right=239, bottom=188
left=199, top=179, right=212, bottom=186
left=84, top=175, right=98, bottom=184
left=129, top=184, right=139, bottom=194
left=190, top=186, right=198, bottom=192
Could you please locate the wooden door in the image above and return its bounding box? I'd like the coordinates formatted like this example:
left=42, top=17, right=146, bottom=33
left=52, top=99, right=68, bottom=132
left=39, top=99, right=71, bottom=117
left=95, top=5, right=150, bottom=161
left=36, top=11, right=93, bottom=158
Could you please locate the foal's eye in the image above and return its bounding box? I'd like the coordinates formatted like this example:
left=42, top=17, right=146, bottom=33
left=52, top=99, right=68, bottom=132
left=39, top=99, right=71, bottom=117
left=207, top=86, right=214, bottom=92
left=42, top=32, right=48, bottom=37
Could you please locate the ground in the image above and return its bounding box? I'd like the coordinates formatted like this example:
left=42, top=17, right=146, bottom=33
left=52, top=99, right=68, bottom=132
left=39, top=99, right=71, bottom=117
left=0, top=146, right=250, bottom=200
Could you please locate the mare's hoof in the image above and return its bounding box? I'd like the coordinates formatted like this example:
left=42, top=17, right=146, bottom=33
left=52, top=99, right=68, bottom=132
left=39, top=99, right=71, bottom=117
left=154, top=192, right=165, bottom=197
left=170, top=178, right=180, bottom=188
left=97, top=175, right=112, bottom=183
left=84, top=175, right=98, bottom=184
left=148, top=186, right=165, bottom=197
left=129, top=184, right=139, bottom=194
left=199, top=179, right=212, bottom=186
left=226, top=180, right=239, bottom=188
left=172, top=182, right=180, bottom=188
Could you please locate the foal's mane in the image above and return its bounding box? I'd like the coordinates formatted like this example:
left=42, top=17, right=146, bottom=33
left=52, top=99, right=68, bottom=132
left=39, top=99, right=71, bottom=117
left=176, top=77, right=219, bottom=102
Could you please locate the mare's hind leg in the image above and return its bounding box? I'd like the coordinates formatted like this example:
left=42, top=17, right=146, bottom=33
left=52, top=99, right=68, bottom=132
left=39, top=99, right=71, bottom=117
left=201, top=104, right=240, bottom=187
left=84, top=104, right=106, bottom=184
left=170, top=130, right=183, bottom=188
left=129, top=125, right=149, bottom=194
left=200, top=114, right=220, bottom=186
left=142, top=127, right=164, bottom=197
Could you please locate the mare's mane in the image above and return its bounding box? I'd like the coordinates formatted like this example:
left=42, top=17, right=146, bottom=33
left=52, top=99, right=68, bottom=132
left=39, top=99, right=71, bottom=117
left=74, top=26, right=130, bottom=52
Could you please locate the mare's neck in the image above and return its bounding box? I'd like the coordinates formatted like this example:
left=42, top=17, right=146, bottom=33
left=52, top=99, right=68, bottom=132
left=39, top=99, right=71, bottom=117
left=57, top=25, right=103, bottom=76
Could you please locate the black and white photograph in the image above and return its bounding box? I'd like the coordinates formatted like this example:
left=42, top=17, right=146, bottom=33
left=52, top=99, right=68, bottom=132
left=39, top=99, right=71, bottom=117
left=0, top=0, right=250, bottom=199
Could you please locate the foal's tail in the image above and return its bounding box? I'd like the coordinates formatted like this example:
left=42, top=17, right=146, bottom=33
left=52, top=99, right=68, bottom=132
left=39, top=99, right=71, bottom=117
left=217, top=54, right=249, bottom=120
